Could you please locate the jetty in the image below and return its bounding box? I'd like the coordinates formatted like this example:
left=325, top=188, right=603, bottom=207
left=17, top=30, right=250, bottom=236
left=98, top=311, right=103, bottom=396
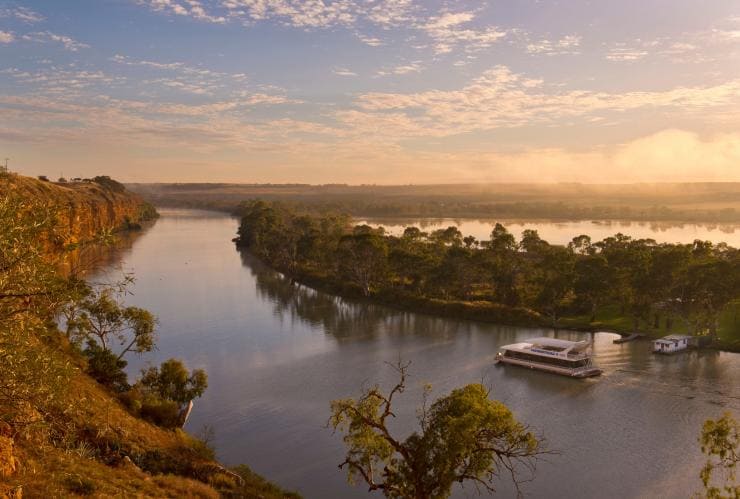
left=613, top=333, right=644, bottom=344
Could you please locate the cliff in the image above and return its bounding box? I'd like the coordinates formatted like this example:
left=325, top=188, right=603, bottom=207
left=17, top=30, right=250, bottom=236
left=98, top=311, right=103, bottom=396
left=0, top=173, right=298, bottom=498
left=1, top=174, right=157, bottom=248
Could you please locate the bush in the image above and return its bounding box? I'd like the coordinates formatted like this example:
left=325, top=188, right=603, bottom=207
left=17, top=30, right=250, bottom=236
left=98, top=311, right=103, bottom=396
left=139, top=398, right=182, bottom=429
left=63, top=475, right=96, bottom=495
left=92, top=176, right=126, bottom=193
left=83, top=341, right=129, bottom=392
left=139, top=359, right=208, bottom=406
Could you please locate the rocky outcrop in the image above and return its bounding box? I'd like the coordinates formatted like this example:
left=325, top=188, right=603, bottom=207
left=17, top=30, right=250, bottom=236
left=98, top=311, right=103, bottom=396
left=1, top=174, right=157, bottom=248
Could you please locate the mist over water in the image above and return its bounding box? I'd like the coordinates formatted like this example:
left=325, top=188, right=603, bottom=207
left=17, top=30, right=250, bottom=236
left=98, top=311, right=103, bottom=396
left=91, top=209, right=739, bottom=499
left=358, top=218, right=740, bottom=247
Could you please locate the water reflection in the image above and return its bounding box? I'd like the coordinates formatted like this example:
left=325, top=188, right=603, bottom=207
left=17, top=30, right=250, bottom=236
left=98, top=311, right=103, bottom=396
left=87, top=209, right=739, bottom=499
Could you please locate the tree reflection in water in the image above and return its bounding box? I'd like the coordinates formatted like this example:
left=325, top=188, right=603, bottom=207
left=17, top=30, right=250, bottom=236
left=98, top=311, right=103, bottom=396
left=239, top=250, right=493, bottom=344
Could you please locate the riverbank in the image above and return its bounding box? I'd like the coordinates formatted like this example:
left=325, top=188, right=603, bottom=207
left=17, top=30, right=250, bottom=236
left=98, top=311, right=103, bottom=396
left=239, top=257, right=740, bottom=353
left=235, top=200, right=740, bottom=354
left=1, top=176, right=298, bottom=498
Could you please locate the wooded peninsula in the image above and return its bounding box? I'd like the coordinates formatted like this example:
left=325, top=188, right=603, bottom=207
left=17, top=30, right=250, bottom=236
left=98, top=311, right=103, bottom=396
left=236, top=200, right=740, bottom=352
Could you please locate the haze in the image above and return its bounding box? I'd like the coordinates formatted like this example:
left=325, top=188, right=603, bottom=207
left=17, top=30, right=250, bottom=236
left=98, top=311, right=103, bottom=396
left=2, top=0, right=740, bottom=183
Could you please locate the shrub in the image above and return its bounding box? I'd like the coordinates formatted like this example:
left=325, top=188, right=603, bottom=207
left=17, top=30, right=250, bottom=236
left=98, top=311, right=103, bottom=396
left=63, top=475, right=96, bottom=495
left=83, top=341, right=129, bottom=392
left=139, top=359, right=208, bottom=406
left=139, top=398, right=182, bottom=429
left=92, top=176, right=126, bottom=193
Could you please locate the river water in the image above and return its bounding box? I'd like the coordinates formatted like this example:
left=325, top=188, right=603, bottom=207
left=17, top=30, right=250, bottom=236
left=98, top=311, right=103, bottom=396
left=92, top=209, right=739, bottom=499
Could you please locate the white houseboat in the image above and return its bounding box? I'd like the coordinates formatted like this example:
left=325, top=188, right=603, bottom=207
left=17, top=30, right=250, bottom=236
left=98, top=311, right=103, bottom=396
left=496, top=337, right=602, bottom=378
left=652, top=334, right=692, bottom=354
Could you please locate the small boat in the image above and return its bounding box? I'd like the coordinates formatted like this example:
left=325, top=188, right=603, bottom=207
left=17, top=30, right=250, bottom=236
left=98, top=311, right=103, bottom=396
left=496, top=337, right=603, bottom=378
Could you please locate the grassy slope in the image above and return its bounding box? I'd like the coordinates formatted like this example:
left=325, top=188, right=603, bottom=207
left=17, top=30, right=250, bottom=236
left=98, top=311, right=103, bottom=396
left=1, top=174, right=298, bottom=498
left=3, top=344, right=299, bottom=498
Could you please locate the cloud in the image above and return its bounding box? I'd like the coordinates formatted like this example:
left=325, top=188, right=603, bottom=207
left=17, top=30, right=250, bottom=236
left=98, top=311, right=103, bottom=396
left=526, top=35, right=581, bottom=56
left=111, top=54, right=250, bottom=95
left=133, top=1, right=511, bottom=56
left=348, top=65, right=740, bottom=138
left=212, top=0, right=355, bottom=27
left=376, top=61, right=423, bottom=76
left=455, top=130, right=740, bottom=183
left=22, top=31, right=89, bottom=51
left=356, top=33, right=383, bottom=46
left=136, top=0, right=226, bottom=23
left=605, top=45, right=649, bottom=62
left=0, top=31, right=14, bottom=44
left=333, top=67, right=357, bottom=77
left=0, top=6, right=44, bottom=23
left=421, top=10, right=507, bottom=55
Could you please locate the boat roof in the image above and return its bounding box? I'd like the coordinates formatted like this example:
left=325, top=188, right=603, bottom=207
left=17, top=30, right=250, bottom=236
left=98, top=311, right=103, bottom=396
left=528, top=337, right=589, bottom=349
left=501, top=337, right=590, bottom=351
left=656, top=334, right=692, bottom=342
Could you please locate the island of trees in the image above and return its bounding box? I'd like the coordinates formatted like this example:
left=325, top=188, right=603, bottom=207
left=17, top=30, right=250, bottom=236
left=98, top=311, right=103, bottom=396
left=236, top=200, right=740, bottom=351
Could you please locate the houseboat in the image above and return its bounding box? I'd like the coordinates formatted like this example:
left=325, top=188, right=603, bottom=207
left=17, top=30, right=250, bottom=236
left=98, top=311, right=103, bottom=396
left=495, top=337, right=603, bottom=378
left=652, top=334, right=692, bottom=354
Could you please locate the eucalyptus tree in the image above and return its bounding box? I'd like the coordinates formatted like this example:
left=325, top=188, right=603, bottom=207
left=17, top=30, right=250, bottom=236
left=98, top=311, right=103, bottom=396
left=330, top=362, right=544, bottom=499
left=336, top=232, right=389, bottom=296
left=67, top=288, right=156, bottom=361
left=699, top=412, right=738, bottom=498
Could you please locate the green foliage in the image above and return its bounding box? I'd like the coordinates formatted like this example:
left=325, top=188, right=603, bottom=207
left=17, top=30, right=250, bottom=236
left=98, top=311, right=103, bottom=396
left=82, top=340, right=129, bottom=392
left=139, top=358, right=208, bottom=405
left=329, top=363, right=543, bottom=498
left=237, top=201, right=740, bottom=341
left=699, top=413, right=739, bottom=498
left=229, top=464, right=303, bottom=499
left=0, top=191, right=74, bottom=426
left=120, top=359, right=208, bottom=428
left=66, top=287, right=157, bottom=361
left=92, top=175, right=126, bottom=193
left=139, top=397, right=183, bottom=429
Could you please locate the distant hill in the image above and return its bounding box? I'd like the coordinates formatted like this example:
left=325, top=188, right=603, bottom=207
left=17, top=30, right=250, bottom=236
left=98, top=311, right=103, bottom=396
left=127, top=182, right=740, bottom=223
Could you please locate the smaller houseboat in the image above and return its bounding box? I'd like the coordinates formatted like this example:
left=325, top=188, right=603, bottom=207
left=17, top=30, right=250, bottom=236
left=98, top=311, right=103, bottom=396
left=496, top=337, right=602, bottom=378
left=652, top=334, right=692, bottom=354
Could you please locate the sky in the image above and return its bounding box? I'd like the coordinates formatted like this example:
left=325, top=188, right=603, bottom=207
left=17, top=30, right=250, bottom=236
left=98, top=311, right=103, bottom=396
left=1, top=0, right=740, bottom=184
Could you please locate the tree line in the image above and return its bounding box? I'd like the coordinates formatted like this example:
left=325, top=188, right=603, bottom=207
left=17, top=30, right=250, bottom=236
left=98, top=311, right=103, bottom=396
left=237, top=200, right=740, bottom=345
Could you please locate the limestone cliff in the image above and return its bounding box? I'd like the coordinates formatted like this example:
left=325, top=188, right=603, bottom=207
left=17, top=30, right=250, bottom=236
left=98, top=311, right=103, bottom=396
left=0, top=174, right=157, bottom=248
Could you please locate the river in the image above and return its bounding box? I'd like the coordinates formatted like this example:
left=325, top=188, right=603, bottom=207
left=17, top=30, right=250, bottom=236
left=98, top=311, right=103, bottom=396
left=90, top=209, right=739, bottom=499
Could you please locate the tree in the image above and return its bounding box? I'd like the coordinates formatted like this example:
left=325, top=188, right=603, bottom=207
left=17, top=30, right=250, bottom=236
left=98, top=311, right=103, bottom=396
left=68, top=288, right=156, bottom=361
left=699, top=413, right=738, bottom=498
left=519, top=229, right=548, bottom=254
left=330, top=363, right=544, bottom=499
left=531, top=246, right=575, bottom=323
left=0, top=191, right=74, bottom=425
left=139, top=358, right=208, bottom=405
left=485, top=224, right=520, bottom=306
left=568, top=235, right=593, bottom=255
left=489, top=223, right=517, bottom=253
left=573, top=255, right=611, bottom=322
left=336, top=232, right=389, bottom=296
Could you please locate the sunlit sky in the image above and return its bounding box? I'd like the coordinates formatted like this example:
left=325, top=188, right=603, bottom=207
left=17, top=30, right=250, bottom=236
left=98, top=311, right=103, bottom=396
left=2, top=1, right=740, bottom=183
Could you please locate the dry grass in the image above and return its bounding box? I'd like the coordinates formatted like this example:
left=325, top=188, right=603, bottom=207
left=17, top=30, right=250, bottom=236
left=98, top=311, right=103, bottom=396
left=1, top=341, right=298, bottom=498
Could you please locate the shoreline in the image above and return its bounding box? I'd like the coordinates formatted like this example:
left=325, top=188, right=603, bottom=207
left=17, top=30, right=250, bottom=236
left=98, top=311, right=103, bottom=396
left=239, top=249, right=740, bottom=354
